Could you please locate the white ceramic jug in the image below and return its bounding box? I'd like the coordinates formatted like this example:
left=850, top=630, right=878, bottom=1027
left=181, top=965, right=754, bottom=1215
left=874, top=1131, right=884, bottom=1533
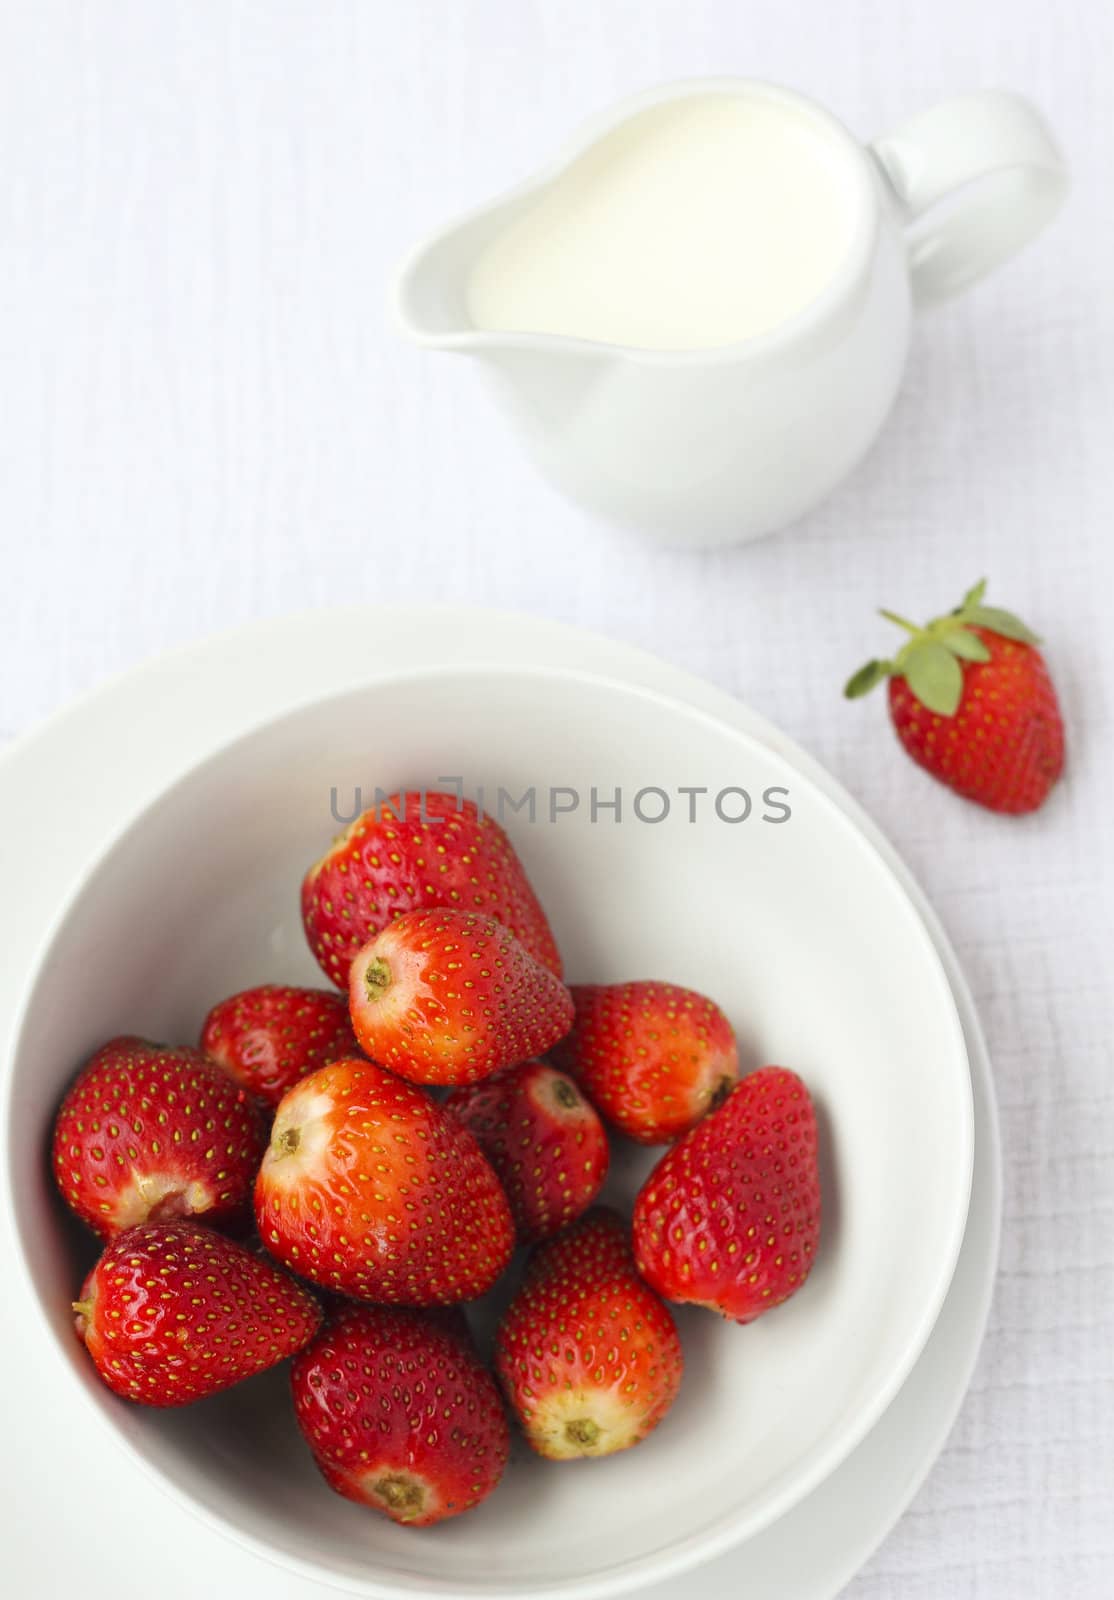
left=394, top=80, right=1066, bottom=548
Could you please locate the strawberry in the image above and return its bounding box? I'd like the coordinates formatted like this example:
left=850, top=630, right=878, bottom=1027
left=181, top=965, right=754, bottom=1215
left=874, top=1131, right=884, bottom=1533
left=291, top=1303, right=509, bottom=1526
left=73, top=1221, right=321, bottom=1406
left=302, top=790, right=562, bottom=987
left=845, top=579, right=1065, bottom=814
left=254, top=1057, right=514, bottom=1303
left=524, top=1206, right=634, bottom=1286
left=496, top=1210, right=683, bottom=1459
left=633, top=1066, right=820, bottom=1324
left=52, top=1037, right=266, bottom=1239
left=549, top=982, right=738, bottom=1145
left=348, top=909, right=574, bottom=1087
left=445, top=1060, right=609, bottom=1241
left=200, top=984, right=362, bottom=1109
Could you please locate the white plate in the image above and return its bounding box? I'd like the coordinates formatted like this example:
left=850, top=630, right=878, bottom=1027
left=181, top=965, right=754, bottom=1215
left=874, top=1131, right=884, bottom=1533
left=0, top=608, right=999, bottom=1600
left=7, top=667, right=972, bottom=1594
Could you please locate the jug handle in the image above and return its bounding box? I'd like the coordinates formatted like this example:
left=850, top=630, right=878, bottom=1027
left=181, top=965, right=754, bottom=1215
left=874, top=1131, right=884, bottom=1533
left=870, top=90, right=1068, bottom=306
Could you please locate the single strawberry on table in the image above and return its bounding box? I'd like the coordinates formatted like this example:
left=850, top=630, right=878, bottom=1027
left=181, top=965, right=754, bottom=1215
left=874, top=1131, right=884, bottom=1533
left=291, top=1303, right=509, bottom=1526
left=73, top=1220, right=321, bottom=1406
left=844, top=578, right=1065, bottom=814
left=497, top=1206, right=683, bottom=1460
left=52, top=1036, right=266, bottom=1239
left=302, top=790, right=562, bottom=987
left=200, top=983, right=362, bottom=1109
left=445, top=1059, right=609, bottom=1241
left=633, top=1066, right=821, bottom=1324
left=255, top=1056, right=514, bottom=1302
left=348, top=909, right=574, bottom=1087
left=550, top=980, right=739, bottom=1145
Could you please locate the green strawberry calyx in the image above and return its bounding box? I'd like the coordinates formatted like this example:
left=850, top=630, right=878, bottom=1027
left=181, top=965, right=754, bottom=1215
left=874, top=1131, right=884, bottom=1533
left=843, top=579, right=1041, bottom=716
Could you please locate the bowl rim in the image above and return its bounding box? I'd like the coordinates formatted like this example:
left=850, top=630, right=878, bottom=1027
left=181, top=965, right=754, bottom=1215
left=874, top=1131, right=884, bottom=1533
left=3, top=661, right=974, bottom=1600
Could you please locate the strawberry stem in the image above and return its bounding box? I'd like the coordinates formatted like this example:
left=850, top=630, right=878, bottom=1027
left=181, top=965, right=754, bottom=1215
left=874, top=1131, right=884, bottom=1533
left=565, top=1418, right=601, bottom=1448
left=363, top=958, right=392, bottom=1000
left=373, top=1475, right=425, bottom=1518
left=878, top=608, right=921, bottom=635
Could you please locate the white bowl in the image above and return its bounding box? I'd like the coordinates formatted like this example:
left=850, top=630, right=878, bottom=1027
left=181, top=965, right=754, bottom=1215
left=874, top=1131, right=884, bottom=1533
left=6, top=667, right=972, bottom=1599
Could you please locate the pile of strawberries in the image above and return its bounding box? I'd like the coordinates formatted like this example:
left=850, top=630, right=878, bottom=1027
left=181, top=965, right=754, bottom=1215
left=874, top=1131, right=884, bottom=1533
left=53, top=792, right=821, bottom=1528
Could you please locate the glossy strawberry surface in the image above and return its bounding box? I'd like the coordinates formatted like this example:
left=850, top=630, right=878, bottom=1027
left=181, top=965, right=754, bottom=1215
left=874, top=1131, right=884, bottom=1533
left=201, top=983, right=361, bottom=1108
left=291, top=1303, right=509, bottom=1526
left=348, top=909, right=573, bottom=1086
left=52, top=1037, right=265, bottom=1239
left=255, top=1057, right=515, bottom=1302
left=446, top=1059, right=609, bottom=1241
left=846, top=581, right=1064, bottom=814
left=633, top=1066, right=821, bottom=1323
left=497, top=1213, right=683, bottom=1459
left=302, top=791, right=561, bottom=987
left=550, top=981, right=738, bottom=1144
left=74, top=1221, right=321, bottom=1406
left=889, top=628, right=1064, bottom=813
left=524, top=1206, right=634, bottom=1286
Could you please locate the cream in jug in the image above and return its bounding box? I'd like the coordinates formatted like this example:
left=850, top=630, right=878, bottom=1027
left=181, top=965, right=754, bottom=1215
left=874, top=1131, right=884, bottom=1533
left=466, top=95, right=862, bottom=351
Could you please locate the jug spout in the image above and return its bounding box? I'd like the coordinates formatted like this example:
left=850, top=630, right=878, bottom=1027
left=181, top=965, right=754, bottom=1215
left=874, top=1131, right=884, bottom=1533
left=394, top=205, right=614, bottom=427
left=394, top=197, right=610, bottom=354
left=393, top=207, right=506, bottom=351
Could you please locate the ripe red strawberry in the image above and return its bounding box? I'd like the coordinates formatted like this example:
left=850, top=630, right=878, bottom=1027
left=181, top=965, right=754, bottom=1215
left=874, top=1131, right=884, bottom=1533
left=496, top=1211, right=683, bottom=1459
left=550, top=981, right=739, bottom=1145
left=348, top=909, right=574, bottom=1087
left=445, top=1060, right=609, bottom=1241
left=633, top=1066, right=820, bottom=1323
left=254, top=1056, right=514, bottom=1302
left=52, top=1037, right=266, bottom=1239
left=73, top=1221, right=321, bottom=1406
left=302, top=790, right=562, bottom=987
left=524, top=1206, right=634, bottom=1286
left=845, top=579, right=1064, bottom=814
left=200, top=984, right=362, bottom=1109
left=291, top=1304, right=509, bottom=1526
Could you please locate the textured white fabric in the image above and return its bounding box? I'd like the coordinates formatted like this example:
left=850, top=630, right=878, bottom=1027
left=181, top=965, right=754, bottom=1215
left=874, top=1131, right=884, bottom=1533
left=1, top=2, right=1111, bottom=1595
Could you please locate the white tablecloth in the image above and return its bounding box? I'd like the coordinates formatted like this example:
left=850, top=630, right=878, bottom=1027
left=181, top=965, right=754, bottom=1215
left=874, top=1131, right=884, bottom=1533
left=2, top=2, right=1111, bottom=1595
